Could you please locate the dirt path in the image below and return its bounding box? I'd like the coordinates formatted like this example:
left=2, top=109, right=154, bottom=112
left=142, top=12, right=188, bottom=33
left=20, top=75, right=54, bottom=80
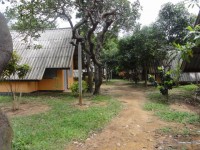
left=67, top=81, right=169, bottom=150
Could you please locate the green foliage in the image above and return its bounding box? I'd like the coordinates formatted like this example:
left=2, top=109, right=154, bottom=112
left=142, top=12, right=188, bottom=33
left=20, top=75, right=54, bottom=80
left=0, top=93, right=122, bottom=149
left=116, top=2, right=194, bottom=83
left=17, top=64, right=30, bottom=79
left=157, top=67, right=174, bottom=98
left=185, top=25, right=200, bottom=46
left=1, top=51, right=20, bottom=78
left=148, top=74, right=155, bottom=83
left=118, top=25, right=167, bottom=82
left=174, top=42, right=194, bottom=62
left=173, top=25, right=200, bottom=64
left=156, top=2, right=195, bottom=44
left=1, top=51, right=30, bottom=110
left=70, top=81, right=88, bottom=96
left=149, top=67, right=174, bottom=101
left=1, top=51, right=30, bottom=79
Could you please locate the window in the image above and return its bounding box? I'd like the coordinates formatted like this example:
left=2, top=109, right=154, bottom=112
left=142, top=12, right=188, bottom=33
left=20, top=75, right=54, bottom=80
left=43, top=69, right=57, bottom=79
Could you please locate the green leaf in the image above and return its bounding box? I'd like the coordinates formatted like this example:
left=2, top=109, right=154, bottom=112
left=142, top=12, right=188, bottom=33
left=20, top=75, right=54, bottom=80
left=186, top=26, right=194, bottom=31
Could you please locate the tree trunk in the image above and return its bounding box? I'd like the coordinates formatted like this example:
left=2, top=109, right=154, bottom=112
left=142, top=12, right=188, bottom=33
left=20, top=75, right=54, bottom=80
left=144, top=64, right=148, bottom=87
left=86, top=55, right=93, bottom=93
left=166, top=90, right=169, bottom=102
left=12, top=92, right=18, bottom=111
left=93, top=65, right=103, bottom=95
left=87, top=68, right=93, bottom=93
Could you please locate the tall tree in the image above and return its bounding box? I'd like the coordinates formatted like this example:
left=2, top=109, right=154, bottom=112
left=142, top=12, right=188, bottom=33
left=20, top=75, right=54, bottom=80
left=6, top=0, right=141, bottom=94
left=155, top=2, right=195, bottom=44
left=118, top=25, right=167, bottom=86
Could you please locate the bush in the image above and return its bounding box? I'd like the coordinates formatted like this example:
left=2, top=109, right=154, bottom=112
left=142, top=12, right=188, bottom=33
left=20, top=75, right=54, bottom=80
left=70, top=81, right=88, bottom=95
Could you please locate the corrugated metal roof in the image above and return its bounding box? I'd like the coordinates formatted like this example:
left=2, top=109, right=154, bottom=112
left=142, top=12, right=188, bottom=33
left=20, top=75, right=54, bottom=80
left=8, top=28, right=75, bottom=80
left=170, top=52, right=200, bottom=82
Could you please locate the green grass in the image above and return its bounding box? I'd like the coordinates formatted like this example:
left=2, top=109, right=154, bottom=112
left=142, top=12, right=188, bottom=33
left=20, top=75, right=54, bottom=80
left=0, top=93, right=122, bottom=150
left=156, top=111, right=199, bottom=124
left=104, top=79, right=130, bottom=85
left=146, top=92, right=168, bottom=103
left=143, top=102, right=168, bottom=111
left=145, top=84, right=200, bottom=124
left=176, top=84, right=198, bottom=91
left=144, top=102, right=199, bottom=124
left=159, top=126, right=172, bottom=133
left=158, top=126, right=194, bottom=137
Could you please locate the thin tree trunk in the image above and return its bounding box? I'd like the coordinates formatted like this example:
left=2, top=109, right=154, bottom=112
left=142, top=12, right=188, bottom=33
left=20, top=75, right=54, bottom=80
left=86, top=55, right=93, bottom=93
left=144, top=63, right=148, bottom=87
left=88, top=70, right=93, bottom=93
left=166, top=90, right=169, bottom=102
left=93, top=65, right=103, bottom=95
left=12, top=92, right=18, bottom=111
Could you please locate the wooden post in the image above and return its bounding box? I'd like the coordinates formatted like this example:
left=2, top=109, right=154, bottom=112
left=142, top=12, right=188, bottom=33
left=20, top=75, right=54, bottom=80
left=78, top=42, right=83, bottom=105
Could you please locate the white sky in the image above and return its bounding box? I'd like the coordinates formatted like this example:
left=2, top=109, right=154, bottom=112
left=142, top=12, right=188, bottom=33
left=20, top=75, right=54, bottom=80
left=136, top=0, right=199, bottom=26
left=0, top=0, right=199, bottom=28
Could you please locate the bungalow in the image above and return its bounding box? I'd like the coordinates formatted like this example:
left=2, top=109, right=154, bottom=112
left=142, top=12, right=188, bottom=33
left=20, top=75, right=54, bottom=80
left=182, top=10, right=200, bottom=73
left=0, top=28, right=77, bottom=93
left=170, top=52, right=200, bottom=83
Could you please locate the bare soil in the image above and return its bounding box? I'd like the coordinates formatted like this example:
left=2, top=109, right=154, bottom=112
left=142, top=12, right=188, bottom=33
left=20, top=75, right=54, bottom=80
left=170, top=103, right=197, bottom=113
left=72, top=101, right=108, bottom=110
left=1, top=102, right=50, bottom=117
left=67, top=81, right=176, bottom=150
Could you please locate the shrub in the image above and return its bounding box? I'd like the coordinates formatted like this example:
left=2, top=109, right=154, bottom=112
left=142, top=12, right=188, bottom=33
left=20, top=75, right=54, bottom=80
left=70, top=81, right=88, bottom=95
left=149, top=67, right=174, bottom=101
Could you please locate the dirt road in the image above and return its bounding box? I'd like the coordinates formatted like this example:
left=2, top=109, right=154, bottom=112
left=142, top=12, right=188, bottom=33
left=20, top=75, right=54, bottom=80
left=67, top=81, right=167, bottom=150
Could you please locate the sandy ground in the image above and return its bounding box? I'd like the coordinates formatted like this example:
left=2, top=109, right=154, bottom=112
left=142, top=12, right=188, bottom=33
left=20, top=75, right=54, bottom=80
left=2, top=102, right=50, bottom=117
left=67, top=81, right=171, bottom=150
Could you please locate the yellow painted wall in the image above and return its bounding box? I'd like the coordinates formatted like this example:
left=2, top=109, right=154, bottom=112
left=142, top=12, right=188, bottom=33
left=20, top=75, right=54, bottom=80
left=38, top=70, right=65, bottom=91
left=0, top=69, right=74, bottom=93
left=68, top=59, right=74, bottom=88
left=0, top=81, right=38, bottom=93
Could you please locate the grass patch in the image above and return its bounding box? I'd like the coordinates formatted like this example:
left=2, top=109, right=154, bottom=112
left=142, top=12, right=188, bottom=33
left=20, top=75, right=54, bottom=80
left=145, top=85, right=200, bottom=124
left=156, top=111, right=199, bottom=124
left=160, top=126, right=172, bottom=134
left=144, top=102, right=168, bottom=111
left=0, top=93, right=121, bottom=150
left=91, top=95, right=111, bottom=102
left=176, top=84, right=198, bottom=91
left=158, top=126, right=194, bottom=137
left=104, top=79, right=128, bottom=85
left=146, top=92, right=168, bottom=103
left=144, top=102, right=199, bottom=124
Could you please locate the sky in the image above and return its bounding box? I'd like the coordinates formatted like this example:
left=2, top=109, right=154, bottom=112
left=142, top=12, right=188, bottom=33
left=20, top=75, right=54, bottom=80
left=0, top=0, right=199, bottom=27
left=136, top=0, right=199, bottom=26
